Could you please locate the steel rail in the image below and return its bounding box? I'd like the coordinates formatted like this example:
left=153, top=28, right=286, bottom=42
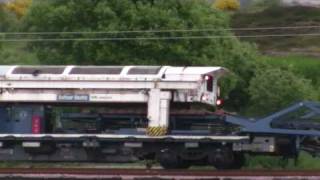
left=0, top=168, right=319, bottom=179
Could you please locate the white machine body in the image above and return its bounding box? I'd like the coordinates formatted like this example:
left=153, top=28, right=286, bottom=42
left=0, top=66, right=226, bottom=135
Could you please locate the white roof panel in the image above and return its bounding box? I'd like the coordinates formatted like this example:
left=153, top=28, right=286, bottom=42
left=165, top=67, right=225, bottom=75
left=0, top=66, right=14, bottom=76
left=0, top=65, right=226, bottom=81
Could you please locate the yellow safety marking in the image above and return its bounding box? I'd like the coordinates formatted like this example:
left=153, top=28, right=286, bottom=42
left=146, top=127, right=168, bottom=136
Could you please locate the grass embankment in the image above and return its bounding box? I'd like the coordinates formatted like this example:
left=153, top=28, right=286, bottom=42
left=260, top=55, right=320, bottom=102
left=245, top=152, right=320, bottom=170
left=262, top=55, right=320, bottom=87
left=232, top=6, right=320, bottom=56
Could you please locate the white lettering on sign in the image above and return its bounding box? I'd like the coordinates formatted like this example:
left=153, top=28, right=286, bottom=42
left=90, top=94, right=113, bottom=101
left=57, top=94, right=89, bottom=102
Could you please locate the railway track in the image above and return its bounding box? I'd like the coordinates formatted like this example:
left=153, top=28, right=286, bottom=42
left=0, top=168, right=319, bottom=180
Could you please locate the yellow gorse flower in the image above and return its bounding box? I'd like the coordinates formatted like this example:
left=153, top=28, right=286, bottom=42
left=214, top=0, right=240, bottom=11
left=4, top=0, right=32, bottom=18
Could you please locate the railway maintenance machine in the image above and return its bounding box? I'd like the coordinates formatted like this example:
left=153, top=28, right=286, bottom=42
left=0, top=65, right=319, bottom=169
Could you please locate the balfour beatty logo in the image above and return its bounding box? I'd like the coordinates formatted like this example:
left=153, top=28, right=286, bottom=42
left=57, top=94, right=89, bottom=101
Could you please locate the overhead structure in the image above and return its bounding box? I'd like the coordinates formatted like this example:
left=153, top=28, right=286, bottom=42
left=0, top=65, right=226, bottom=136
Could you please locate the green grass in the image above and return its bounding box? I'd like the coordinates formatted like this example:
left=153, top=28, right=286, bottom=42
left=261, top=55, right=320, bottom=86
left=245, top=152, right=320, bottom=170
left=260, top=55, right=320, bottom=101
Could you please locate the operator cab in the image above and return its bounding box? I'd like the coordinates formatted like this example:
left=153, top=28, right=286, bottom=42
left=201, top=74, right=220, bottom=105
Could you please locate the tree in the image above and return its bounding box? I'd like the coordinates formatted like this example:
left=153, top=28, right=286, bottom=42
left=0, top=5, right=6, bottom=58
left=0, top=3, right=18, bottom=32
left=23, top=0, right=257, bottom=110
left=248, top=67, right=316, bottom=115
left=0, top=4, right=21, bottom=63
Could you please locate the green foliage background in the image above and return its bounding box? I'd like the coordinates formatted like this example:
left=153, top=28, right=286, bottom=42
left=25, top=0, right=237, bottom=66
left=248, top=67, right=316, bottom=115
left=22, top=0, right=260, bottom=111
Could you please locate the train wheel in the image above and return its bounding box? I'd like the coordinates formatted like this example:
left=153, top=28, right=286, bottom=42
left=232, top=153, right=245, bottom=169
left=208, top=147, right=244, bottom=170
left=157, top=150, right=190, bottom=169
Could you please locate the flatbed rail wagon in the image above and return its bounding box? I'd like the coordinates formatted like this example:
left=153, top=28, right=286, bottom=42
left=0, top=65, right=319, bottom=169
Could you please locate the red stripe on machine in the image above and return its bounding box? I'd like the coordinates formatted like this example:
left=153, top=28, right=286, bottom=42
left=32, top=116, right=41, bottom=134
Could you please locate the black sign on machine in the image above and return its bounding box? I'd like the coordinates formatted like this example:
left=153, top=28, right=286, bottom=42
left=57, top=94, right=90, bottom=102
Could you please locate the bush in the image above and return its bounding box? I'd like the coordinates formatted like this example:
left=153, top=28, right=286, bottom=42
left=0, top=45, right=39, bottom=65
left=214, top=0, right=240, bottom=11
left=248, top=67, right=316, bottom=115
left=0, top=3, right=20, bottom=32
